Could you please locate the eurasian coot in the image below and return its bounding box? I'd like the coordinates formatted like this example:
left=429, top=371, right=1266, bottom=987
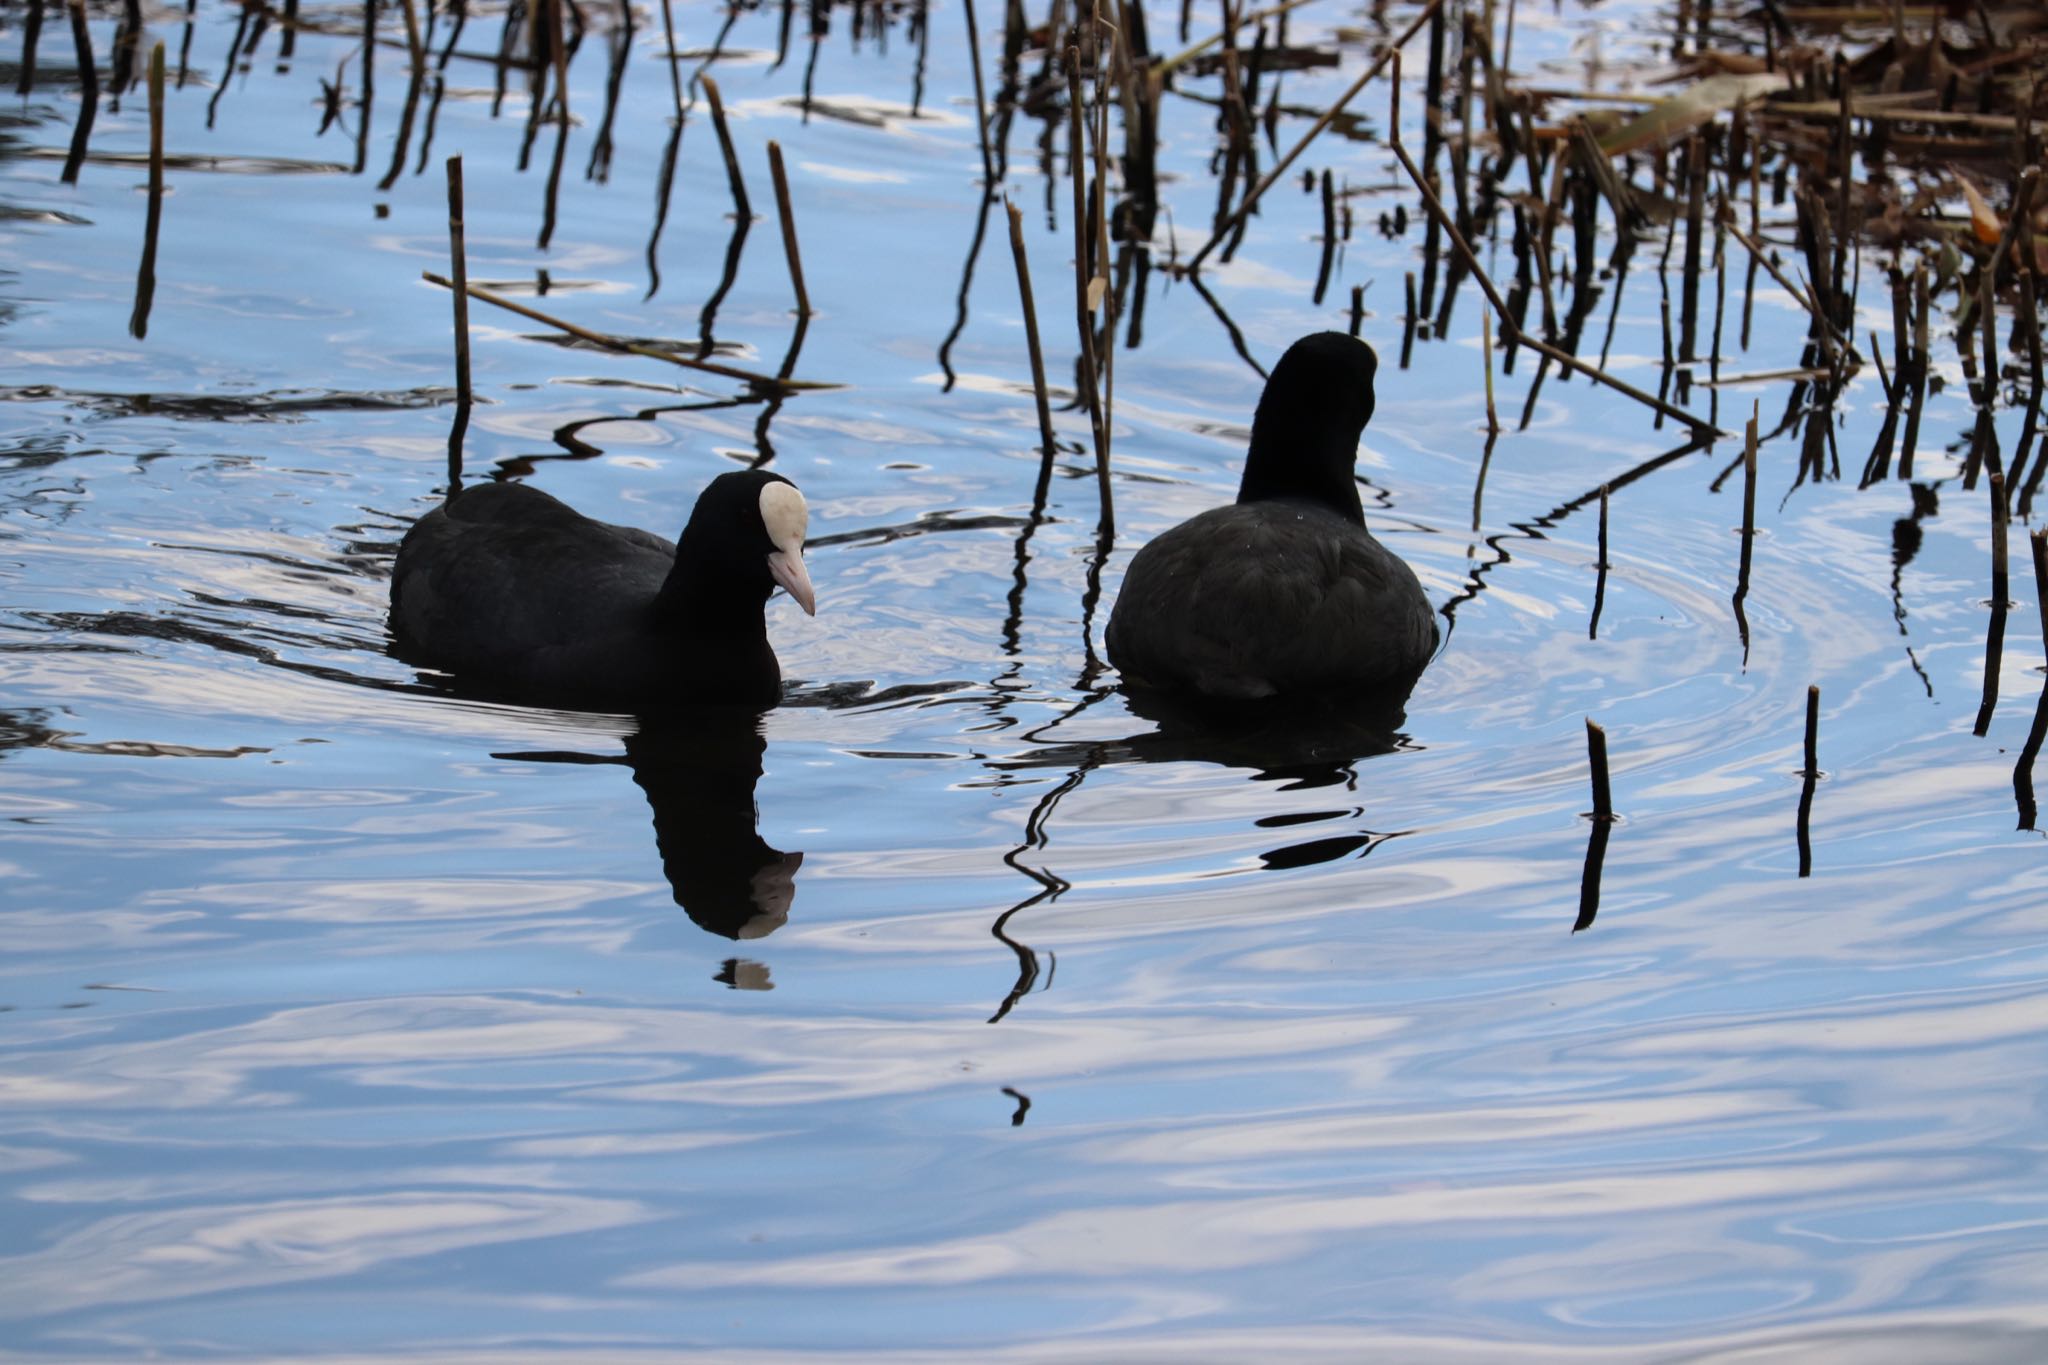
left=389, top=468, right=815, bottom=711
left=1105, top=332, right=1436, bottom=701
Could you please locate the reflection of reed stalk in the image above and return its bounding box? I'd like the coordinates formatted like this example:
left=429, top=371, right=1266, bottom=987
left=962, top=0, right=995, bottom=187
left=128, top=42, right=165, bottom=341
left=2032, top=529, right=2048, bottom=645
left=61, top=0, right=97, bottom=184
left=766, top=141, right=812, bottom=317
left=659, top=0, right=683, bottom=121
left=443, top=156, right=473, bottom=494
left=420, top=272, right=831, bottom=393
left=1005, top=199, right=1060, bottom=462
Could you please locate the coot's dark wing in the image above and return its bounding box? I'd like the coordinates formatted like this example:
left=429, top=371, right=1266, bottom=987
left=390, top=482, right=677, bottom=682
left=1106, top=501, right=1436, bottom=700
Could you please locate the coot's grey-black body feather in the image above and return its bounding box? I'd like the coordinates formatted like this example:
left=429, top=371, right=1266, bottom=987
left=1105, top=331, right=1437, bottom=702
left=1108, top=499, right=1436, bottom=699
left=389, top=472, right=809, bottom=713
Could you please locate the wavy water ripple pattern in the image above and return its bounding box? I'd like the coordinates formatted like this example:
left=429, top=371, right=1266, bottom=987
left=3, top=0, right=2048, bottom=1358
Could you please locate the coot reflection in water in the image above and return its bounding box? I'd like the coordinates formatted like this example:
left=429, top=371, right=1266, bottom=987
left=1007, top=686, right=1418, bottom=869
left=498, top=710, right=800, bottom=942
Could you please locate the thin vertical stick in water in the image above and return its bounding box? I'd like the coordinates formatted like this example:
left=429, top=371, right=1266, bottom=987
left=1797, top=683, right=1818, bottom=877
left=444, top=155, right=474, bottom=498
left=1901, top=262, right=1929, bottom=478
left=128, top=41, right=165, bottom=341
left=1577, top=718, right=1616, bottom=930
left=2012, top=267, right=2045, bottom=512
left=1588, top=482, right=1609, bottom=640
left=766, top=141, right=812, bottom=317
left=1065, top=50, right=1111, bottom=524
left=1005, top=199, right=1059, bottom=469
left=399, top=0, right=427, bottom=71
left=1401, top=270, right=1418, bottom=368
left=1976, top=473, right=2011, bottom=737
left=701, top=76, right=751, bottom=221
left=1312, top=168, right=1337, bottom=305
left=1585, top=718, right=1613, bottom=821
left=1481, top=307, right=1500, bottom=434
left=1733, top=405, right=1758, bottom=663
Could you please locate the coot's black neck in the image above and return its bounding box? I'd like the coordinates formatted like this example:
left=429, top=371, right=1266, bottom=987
left=655, top=538, right=772, bottom=641
left=1236, top=414, right=1367, bottom=525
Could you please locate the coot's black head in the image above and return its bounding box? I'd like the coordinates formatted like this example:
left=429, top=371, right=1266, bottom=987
left=667, top=469, right=817, bottom=619
left=1236, top=331, right=1379, bottom=521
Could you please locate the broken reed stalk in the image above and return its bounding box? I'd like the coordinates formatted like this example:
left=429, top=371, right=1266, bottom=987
left=1589, top=482, right=1610, bottom=640
left=443, top=156, right=472, bottom=494
left=1401, top=270, right=1418, bottom=368
left=420, top=271, right=831, bottom=392
left=1188, top=0, right=1444, bottom=272
left=1734, top=406, right=1758, bottom=657
left=1797, top=683, right=1819, bottom=878
left=1585, top=718, right=1614, bottom=821
left=1803, top=684, right=1820, bottom=777
left=128, top=40, right=164, bottom=341
left=701, top=75, right=751, bottom=221
left=766, top=141, right=812, bottom=317
left=1385, top=52, right=1717, bottom=438
left=1977, top=472, right=2011, bottom=738
left=1005, top=198, right=1059, bottom=462
left=1481, top=308, right=1500, bottom=434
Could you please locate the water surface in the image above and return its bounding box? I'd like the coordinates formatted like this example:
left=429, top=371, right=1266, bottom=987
left=4, top=1, right=2048, bottom=1358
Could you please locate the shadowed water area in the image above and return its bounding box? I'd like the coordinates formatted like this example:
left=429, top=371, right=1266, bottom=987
left=5, top=0, right=2048, bottom=1357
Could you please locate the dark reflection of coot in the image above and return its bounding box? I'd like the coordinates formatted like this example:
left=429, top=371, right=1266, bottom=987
left=1005, top=686, right=1418, bottom=872
left=624, top=713, right=801, bottom=940
left=497, top=708, right=800, bottom=941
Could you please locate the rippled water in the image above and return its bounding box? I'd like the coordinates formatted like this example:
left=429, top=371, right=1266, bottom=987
left=5, top=1, right=2048, bottom=1358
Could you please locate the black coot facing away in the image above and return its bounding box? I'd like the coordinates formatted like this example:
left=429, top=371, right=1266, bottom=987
left=1106, top=332, right=1438, bottom=703
left=390, top=469, right=816, bottom=712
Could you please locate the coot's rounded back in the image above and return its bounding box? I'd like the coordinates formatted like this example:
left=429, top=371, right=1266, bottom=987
left=1105, top=332, right=1436, bottom=702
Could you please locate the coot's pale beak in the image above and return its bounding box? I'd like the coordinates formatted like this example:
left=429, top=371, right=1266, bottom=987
left=768, top=545, right=816, bottom=616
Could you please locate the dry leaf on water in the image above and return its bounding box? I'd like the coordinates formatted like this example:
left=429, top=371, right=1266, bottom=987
left=1595, top=72, right=1792, bottom=157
